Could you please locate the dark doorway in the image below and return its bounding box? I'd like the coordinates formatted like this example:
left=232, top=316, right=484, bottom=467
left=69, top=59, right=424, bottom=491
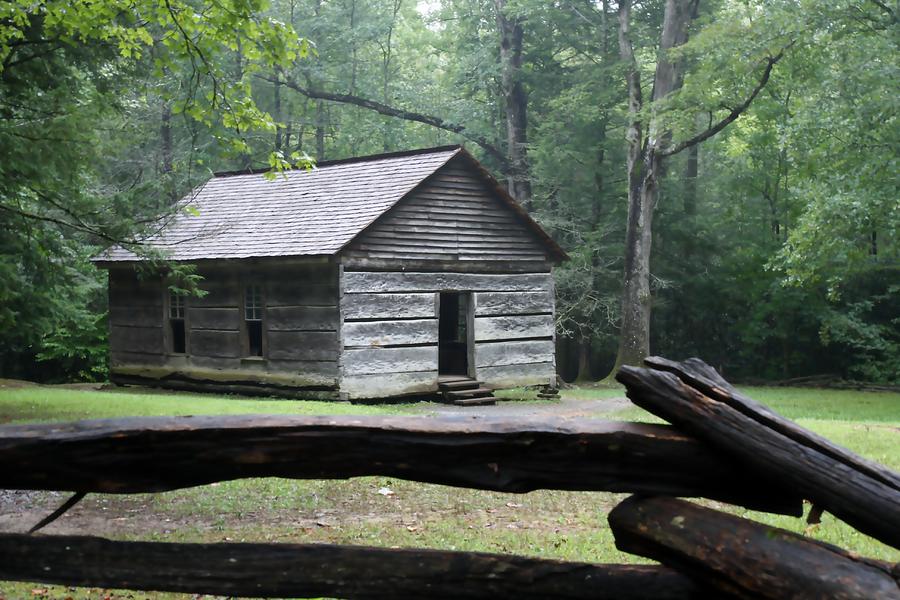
left=438, top=292, right=470, bottom=375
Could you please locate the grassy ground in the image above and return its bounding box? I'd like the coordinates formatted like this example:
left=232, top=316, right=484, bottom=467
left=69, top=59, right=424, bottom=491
left=0, top=381, right=897, bottom=599
left=0, top=384, right=418, bottom=423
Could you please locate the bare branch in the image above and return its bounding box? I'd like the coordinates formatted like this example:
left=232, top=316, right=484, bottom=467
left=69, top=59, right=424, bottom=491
left=868, top=0, right=896, bottom=22
left=661, top=43, right=793, bottom=157
left=265, top=75, right=508, bottom=166
left=28, top=492, right=87, bottom=534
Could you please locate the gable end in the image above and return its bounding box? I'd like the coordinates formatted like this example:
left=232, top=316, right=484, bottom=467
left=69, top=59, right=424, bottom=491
left=341, top=153, right=565, bottom=264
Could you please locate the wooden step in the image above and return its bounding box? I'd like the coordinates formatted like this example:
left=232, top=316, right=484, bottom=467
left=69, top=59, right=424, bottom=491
left=445, top=387, right=494, bottom=399
left=438, top=379, right=483, bottom=391
left=450, top=396, right=497, bottom=407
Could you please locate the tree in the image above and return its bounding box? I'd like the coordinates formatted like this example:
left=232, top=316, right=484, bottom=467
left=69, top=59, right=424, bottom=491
left=609, top=0, right=788, bottom=372
left=494, top=0, right=532, bottom=208
left=0, top=0, right=306, bottom=380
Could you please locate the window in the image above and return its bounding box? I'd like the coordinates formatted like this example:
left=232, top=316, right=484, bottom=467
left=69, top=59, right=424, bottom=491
left=168, top=291, right=186, bottom=354
left=244, top=284, right=264, bottom=357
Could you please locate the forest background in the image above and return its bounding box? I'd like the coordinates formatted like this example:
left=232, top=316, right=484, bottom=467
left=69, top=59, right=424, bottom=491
left=1, top=0, right=896, bottom=384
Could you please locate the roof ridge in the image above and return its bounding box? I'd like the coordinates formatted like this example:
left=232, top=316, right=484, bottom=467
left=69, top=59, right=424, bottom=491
left=213, top=144, right=463, bottom=178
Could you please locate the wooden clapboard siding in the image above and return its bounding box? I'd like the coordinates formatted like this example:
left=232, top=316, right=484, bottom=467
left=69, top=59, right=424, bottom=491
left=342, top=293, right=436, bottom=320
left=473, top=315, right=554, bottom=342
left=341, top=371, right=439, bottom=399
left=475, top=340, right=555, bottom=368
left=478, top=362, right=556, bottom=388
left=342, top=155, right=551, bottom=263
left=474, top=291, right=553, bottom=316
left=343, top=271, right=551, bottom=294
left=344, top=319, right=438, bottom=347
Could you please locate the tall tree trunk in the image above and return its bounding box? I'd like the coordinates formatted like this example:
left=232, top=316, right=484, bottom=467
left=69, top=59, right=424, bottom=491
left=610, top=0, right=698, bottom=373
left=495, top=0, right=532, bottom=210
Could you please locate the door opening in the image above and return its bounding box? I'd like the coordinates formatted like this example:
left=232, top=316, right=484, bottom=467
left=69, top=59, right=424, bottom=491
left=438, top=292, right=470, bottom=376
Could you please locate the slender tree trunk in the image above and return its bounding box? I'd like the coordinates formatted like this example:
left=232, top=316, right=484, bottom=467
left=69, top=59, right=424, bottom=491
left=684, top=136, right=698, bottom=215
left=160, top=102, right=173, bottom=176
left=495, top=0, right=532, bottom=210
left=575, top=336, right=593, bottom=382
left=274, top=70, right=283, bottom=152
left=610, top=0, right=698, bottom=373
left=382, top=1, right=402, bottom=152
left=312, top=0, right=325, bottom=161
left=315, top=99, right=326, bottom=160
left=160, top=101, right=175, bottom=205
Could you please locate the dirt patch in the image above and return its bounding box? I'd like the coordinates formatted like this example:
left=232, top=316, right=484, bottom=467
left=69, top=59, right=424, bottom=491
left=0, top=379, right=39, bottom=389
left=432, top=395, right=630, bottom=419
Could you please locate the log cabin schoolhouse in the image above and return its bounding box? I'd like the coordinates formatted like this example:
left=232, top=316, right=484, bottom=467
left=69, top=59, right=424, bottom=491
left=94, top=145, right=567, bottom=401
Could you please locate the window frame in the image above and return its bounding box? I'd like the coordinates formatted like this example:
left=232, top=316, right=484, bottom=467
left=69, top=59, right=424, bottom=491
left=165, top=288, right=189, bottom=355
left=242, top=282, right=266, bottom=358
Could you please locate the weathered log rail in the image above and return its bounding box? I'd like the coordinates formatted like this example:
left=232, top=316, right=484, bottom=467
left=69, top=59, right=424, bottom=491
left=618, top=362, right=900, bottom=548
left=609, top=496, right=900, bottom=600
left=0, top=533, right=709, bottom=600
left=1, top=356, right=898, bottom=599
left=0, top=415, right=800, bottom=513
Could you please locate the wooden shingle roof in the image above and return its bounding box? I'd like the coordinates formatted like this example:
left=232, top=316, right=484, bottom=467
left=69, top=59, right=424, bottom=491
left=97, top=145, right=566, bottom=263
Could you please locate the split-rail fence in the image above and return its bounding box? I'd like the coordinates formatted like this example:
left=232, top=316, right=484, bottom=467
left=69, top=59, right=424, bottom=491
left=0, top=357, right=897, bottom=599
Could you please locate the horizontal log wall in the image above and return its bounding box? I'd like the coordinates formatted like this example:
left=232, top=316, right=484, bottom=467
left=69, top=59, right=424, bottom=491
left=108, top=269, right=166, bottom=366
left=342, top=155, right=551, bottom=263
left=108, top=262, right=340, bottom=393
left=472, top=277, right=556, bottom=389
left=340, top=270, right=556, bottom=397
left=340, top=270, right=438, bottom=398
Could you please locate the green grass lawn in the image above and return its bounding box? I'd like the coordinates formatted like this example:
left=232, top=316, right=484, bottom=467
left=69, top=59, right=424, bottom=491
left=0, top=384, right=419, bottom=424
left=0, top=382, right=897, bottom=599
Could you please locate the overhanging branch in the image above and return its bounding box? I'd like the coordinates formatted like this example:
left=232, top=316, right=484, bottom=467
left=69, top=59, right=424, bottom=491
left=264, top=75, right=508, bottom=166
left=661, top=43, right=793, bottom=157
